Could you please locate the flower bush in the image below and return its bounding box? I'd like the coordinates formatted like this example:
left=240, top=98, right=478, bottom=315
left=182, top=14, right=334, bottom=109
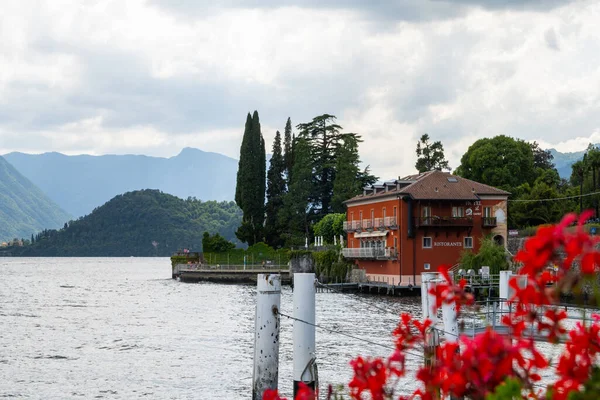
left=264, top=212, right=600, bottom=399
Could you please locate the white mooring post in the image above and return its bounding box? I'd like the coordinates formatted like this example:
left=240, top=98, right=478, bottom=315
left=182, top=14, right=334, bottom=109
left=441, top=271, right=458, bottom=343
left=421, top=272, right=439, bottom=323
left=421, top=272, right=440, bottom=369
left=499, top=270, right=513, bottom=322
left=293, top=273, right=317, bottom=397
left=253, top=274, right=282, bottom=400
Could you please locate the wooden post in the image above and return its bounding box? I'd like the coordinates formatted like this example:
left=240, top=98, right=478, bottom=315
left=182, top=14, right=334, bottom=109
left=253, top=274, right=281, bottom=400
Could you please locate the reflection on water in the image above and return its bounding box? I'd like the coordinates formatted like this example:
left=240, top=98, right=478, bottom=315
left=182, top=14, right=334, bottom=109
left=0, top=258, right=423, bottom=399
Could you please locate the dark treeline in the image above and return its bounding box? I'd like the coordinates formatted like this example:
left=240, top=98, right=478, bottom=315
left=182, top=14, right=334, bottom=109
left=448, top=134, right=594, bottom=228
left=11, top=190, right=242, bottom=256
left=235, top=112, right=377, bottom=248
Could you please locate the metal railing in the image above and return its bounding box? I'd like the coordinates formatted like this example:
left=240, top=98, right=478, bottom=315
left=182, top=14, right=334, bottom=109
left=482, top=217, right=498, bottom=227
left=342, top=247, right=397, bottom=259
left=383, top=216, right=398, bottom=227
left=344, top=217, right=398, bottom=231
left=415, top=216, right=473, bottom=227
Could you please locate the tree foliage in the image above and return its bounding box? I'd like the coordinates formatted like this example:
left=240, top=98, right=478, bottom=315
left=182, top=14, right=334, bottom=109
left=265, top=130, right=286, bottom=248
left=312, top=213, right=345, bottom=244
left=202, top=231, right=235, bottom=253
left=459, top=237, right=508, bottom=275
left=279, top=137, right=313, bottom=246
left=235, top=111, right=266, bottom=245
left=10, top=190, right=242, bottom=256
left=283, top=117, right=294, bottom=184
left=455, top=135, right=536, bottom=191
left=415, top=133, right=451, bottom=173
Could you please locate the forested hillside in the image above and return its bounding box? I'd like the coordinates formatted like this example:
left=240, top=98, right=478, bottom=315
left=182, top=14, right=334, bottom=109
left=3, top=148, right=238, bottom=217
left=0, top=156, right=71, bottom=241
left=11, top=190, right=242, bottom=256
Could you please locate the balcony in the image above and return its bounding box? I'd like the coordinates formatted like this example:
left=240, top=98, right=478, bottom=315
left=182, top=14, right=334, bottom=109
left=342, top=247, right=398, bottom=260
left=482, top=217, right=497, bottom=227
left=383, top=216, right=398, bottom=228
left=344, top=217, right=398, bottom=232
left=343, top=220, right=362, bottom=231
left=414, top=216, right=473, bottom=228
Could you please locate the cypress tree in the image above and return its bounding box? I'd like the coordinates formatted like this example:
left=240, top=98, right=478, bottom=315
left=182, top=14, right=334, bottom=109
left=234, top=111, right=266, bottom=245
left=283, top=117, right=293, bottom=185
left=279, top=137, right=312, bottom=246
left=265, top=131, right=286, bottom=247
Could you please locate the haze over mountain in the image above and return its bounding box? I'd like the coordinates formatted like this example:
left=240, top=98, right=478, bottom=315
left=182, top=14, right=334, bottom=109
left=0, top=156, right=71, bottom=241
left=549, top=146, right=598, bottom=179
left=3, top=148, right=238, bottom=217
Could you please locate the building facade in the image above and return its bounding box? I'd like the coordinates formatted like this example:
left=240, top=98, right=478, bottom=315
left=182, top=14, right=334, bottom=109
left=342, top=171, right=509, bottom=286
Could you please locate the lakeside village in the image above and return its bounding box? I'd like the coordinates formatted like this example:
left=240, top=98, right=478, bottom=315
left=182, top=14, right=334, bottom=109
left=172, top=113, right=600, bottom=300
left=173, top=169, right=514, bottom=296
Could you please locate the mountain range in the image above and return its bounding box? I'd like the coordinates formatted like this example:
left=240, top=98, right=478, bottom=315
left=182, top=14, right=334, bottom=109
left=0, top=156, right=71, bottom=241
left=549, top=147, right=592, bottom=179
left=3, top=148, right=239, bottom=218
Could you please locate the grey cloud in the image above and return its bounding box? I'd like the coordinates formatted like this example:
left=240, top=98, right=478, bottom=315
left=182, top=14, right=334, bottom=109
left=1, top=37, right=369, bottom=139
left=149, top=0, right=575, bottom=23
left=545, top=27, right=560, bottom=50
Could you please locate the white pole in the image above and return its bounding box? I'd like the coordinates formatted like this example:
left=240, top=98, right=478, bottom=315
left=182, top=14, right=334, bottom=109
left=333, top=235, right=337, bottom=246
left=441, top=272, right=458, bottom=342
left=293, top=273, right=317, bottom=396
left=499, top=270, right=513, bottom=321
left=421, top=272, right=439, bottom=324
left=253, top=274, right=281, bottom=400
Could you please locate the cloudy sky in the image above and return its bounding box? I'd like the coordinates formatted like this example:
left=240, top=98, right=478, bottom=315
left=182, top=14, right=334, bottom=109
left=1, top=0, right=599, bottom=179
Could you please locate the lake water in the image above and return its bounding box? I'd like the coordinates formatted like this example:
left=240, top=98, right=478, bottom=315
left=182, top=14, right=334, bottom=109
left=0, top=258, right=424, bottom=399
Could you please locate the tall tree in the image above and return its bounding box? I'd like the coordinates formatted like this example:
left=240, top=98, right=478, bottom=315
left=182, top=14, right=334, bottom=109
left=265, top=131, right=286, bottom=248
left=283, top=117, right=293, bottom=185
left=234, top=111, right=266, bottom=245
left=455, top=135, right=536, bottom=191
left=415, top=133, right=450, bottom=173
left=529, top=141, right=555, bottom=170
left=279, top=137, right=313, bottom=246
left=332, top=135, right=365, bottom=213
left=297, top=114, right=347, bottom=218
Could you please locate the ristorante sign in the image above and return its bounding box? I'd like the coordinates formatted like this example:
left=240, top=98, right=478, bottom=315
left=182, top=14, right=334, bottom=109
left=433, top=241, right=462, bottom=247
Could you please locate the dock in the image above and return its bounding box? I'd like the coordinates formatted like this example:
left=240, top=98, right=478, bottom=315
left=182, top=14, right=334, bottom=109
left=174, top=264, right=291, bottom=284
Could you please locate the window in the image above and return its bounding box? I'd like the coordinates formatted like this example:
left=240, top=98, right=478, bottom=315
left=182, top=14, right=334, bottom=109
left=351, top=211, right=354, bottom=220
left=371, top=209, right=374, bottom=222
left=423, top=237, right=432, bottom=248
left=393, top=206, right=397, bottom=217
left=452, top=206, right=464, bottom=217
left=424, top=263, right=431, bottom=270
left=359, top=211, right=363, bottom=221
left=394, top=237, right=398, bottom=249
left=383, top=207, right=386, bottom=219
left=484, top=207, right=492, bottom=217
left=422, top=206, right=431, bottom=217
left=464, top=237, right=473, bottom=249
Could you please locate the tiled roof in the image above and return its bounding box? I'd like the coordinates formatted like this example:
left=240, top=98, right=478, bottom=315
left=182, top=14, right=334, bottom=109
left=345, top=171, right=510, bottom=203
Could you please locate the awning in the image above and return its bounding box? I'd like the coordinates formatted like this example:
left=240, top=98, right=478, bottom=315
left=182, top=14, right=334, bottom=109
left=354, top=230, right=389, bottom=238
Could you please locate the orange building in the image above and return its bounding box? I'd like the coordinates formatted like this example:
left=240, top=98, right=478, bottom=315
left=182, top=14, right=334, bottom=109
left=342, top=171, right=509, bottom=286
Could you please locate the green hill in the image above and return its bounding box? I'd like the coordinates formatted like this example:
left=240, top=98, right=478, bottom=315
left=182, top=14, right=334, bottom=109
left=0, top=156, right=71, bottom=242
left=12, top=189, right=242, bottom=256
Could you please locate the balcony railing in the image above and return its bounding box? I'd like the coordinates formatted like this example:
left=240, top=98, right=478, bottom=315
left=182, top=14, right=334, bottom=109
left=482, top=217, right=497, bottom=227
left=343, top=220, right=362, bottom=231
left=383, top=216, right=398, bottom=228
left=343, top=217, right=398, bottom=232
left=342, top=247, right=398, bottom=260
left=415, top=216, right=473, bottom=227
